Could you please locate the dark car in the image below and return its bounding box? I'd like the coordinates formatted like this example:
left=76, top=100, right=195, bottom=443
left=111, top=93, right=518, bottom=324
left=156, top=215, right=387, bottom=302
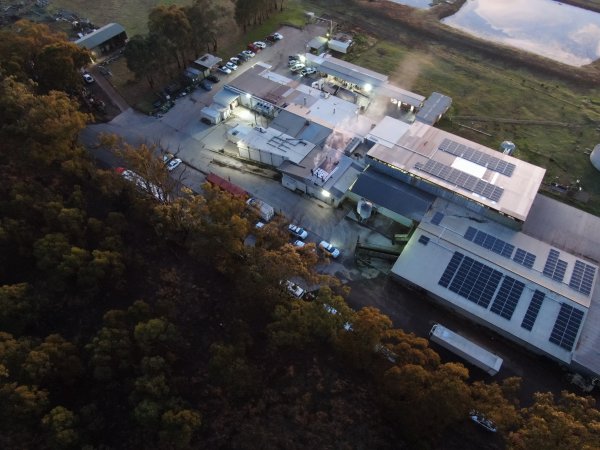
left=247, top=43, right=259, bottom=52
left=266, top=35, right=276, bottom=43
left=237, top=53, right=250, bottom=62
left=206, top=74, right=220, bottom=83
left=200, top=117, right=213, bottom=125
left=199, top=80, right=212, bottom=91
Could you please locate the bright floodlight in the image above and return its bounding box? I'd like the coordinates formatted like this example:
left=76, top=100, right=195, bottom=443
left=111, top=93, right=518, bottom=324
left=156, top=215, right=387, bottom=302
left=245, top=93, right=251, bottom=99
left=299, top=55, right=306, bottom=63
left=322, top=190, right=331, bottom=198
left=364, top=83, right=372, bottom=92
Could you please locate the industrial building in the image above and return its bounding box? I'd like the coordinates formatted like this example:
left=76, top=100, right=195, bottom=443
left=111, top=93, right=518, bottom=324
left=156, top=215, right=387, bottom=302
left=75, top=23, right=127, bottom=58
left=208, top=54, right=600, bottom=377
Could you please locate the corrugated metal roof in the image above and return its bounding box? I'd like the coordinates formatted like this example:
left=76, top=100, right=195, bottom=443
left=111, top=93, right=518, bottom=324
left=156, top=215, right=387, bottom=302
left=350, top=168, right=435, bottom=221
left=75, top=23, right=125, bottom=49
left=416, top=92, right=453, bottom=125
left=213, top=88, right=239, bottom=107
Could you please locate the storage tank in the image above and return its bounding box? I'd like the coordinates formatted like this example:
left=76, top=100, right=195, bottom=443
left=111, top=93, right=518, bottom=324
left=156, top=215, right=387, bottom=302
left=500, top=141, right=516, bottom=155
left=356, top=198, right=373, bottom=221
left=590, top=144, right=600, bottom=171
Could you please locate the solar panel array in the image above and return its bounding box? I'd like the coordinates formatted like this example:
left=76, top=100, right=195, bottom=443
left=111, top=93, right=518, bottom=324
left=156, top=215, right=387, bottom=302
left=542, top=249, right=568, bottom=283
left=418, top=235, right=430, bottom=245
left=490, top=277, right=525, bottom=320
left=568, top=260, right=596, bottom=296
left=549, top=303, right=585, bottom=351
left=439, top=252, right=464, bottom=288
left=521, top=290, right=545, bottom=331
left=513, top=248, right=536, bottom=269
left=414, top=160, right=504, bottom=202
left=438, top=138, right=516, bottom=177
left=438, top=252, right=503, bottom=308
left=464, top=227, right=514, bottom=258
left=431, top=212, right=444, bottom=226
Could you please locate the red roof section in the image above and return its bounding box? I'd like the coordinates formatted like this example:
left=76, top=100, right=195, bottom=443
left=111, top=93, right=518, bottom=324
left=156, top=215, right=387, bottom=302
left=206, top=173, right=248, bottom=198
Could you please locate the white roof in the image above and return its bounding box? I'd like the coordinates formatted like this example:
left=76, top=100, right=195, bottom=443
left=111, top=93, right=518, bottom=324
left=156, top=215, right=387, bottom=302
left=237, top=127, right=316, bottom=164
left=367, top=121, right=546, bottom=221
left=366, top=116, right=411, bottom=148
left=391, top=199, right=598, bottom=365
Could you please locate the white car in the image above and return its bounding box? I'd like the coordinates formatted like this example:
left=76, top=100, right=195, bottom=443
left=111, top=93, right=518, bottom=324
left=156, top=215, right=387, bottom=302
left=230, top=57, right=241, bottom=65
left=290, top=63, right=305, bottom=73
left=225, top=61, right=238, bottom=71
left=241, top=50, right=255, bottom=58
left=300, top=67, right=317, bottom=76
left=288, top=224, right=308, bottom=239
left=253, top=41, right=267, bottom=49
left=82, top=73, right=95, bottom=84
left=293, top=240, right=306, bottom=248
left=319, top=241, right=340, bottom=258
left=166, top=158, right=182, bottom=171
left=273, top=32, right=283, bottom=40
left=218, top=66, right=231, bottom=74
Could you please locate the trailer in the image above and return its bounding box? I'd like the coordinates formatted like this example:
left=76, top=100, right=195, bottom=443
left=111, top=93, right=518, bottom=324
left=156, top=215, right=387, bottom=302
left=429, top=324, right=503, bottom=376
left=246, top=197, right=275, bottom=222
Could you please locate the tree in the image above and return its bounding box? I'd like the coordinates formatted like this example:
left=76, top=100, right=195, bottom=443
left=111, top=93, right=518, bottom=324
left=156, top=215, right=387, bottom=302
left=22, top=334, right=82, bottom=386
left=0, top=21, right=90, bottom=94
left=148, top=5, right=192, bottom=69
left=133, top=318, right=179, bottom=358
left=42, top=406, right=79, bottom=449
left=159, top=409, right=202, bottom=449
left=508, top=391, right=600, bottom=449
left=0, top=284, right=34, bottom=334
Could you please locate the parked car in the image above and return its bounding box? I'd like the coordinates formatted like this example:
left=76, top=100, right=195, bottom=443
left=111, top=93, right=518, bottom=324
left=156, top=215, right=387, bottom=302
left=300, top=67, right=317, bottom=77
left=289, top=55, right=299, bottom=61
left=230, top=57, right=241, bottom=65
left=253, top=41, right=267, bottom=49
left=199, top=80, right=212, bottom=91
left=293, top=240, right=306, bottom=248
left=82, top=73, right=95, bottom=84
left=200, top=117, right=213, bottom=125
left=225, top=61, right=238, bottom=71
left=218, top=66, right=231, bottom=74
left=273, top=32, right=283, bottom=40
left=265, top=35, right=276, bottom=43
left=242, top=50, right=256, bottom=58
left=247, top=43, right=259, bottom=52
left=288, top=59, right=300, bottom=67
left=284, top=280, right=305, bottom=299
left=206, top=74, right=220, bottom=83
left=166, top=158, right=182, bottom=171
left=288, top=224, right=308, bottom=239
left=290, top=63, right=305, bottom=73
left=319, top=241, right=340, bottom=258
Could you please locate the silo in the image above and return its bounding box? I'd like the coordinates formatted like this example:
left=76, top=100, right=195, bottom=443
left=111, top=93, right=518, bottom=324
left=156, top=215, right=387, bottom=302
left=590, top=144, right=600, bottom=171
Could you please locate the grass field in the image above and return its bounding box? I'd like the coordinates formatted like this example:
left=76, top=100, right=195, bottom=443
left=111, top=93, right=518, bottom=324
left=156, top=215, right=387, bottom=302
left=48, top=0, right=192, bottom=36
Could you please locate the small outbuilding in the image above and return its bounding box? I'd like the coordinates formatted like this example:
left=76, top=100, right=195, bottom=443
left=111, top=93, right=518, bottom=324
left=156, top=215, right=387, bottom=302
left=75, top=23, right=128, bottom=58
left=191, top=54, right=222, bottom=77
left=328, top=33, right=353, bottom=54
left=307, top=36, right=328, bottom=55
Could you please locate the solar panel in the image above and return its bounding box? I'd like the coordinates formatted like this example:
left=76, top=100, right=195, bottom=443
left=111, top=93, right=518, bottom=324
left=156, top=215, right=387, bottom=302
left=431, top=212, right=444, bottom=226
left=438, top=138, right=516, bottom=177
left=569, top=260, right=597, bottom=296
left=549, top=303, right=585, bottom=351
left=490, top=276, right=525, bottom=320
left=513, top=248, right=536, bottom=269
left=464, top=227, right=477, bottom=241
left=418, top=235, right=430, bottom=245
left=447, top=255, right=503, bottom=308
left=439, top=252, right=464, bottom=287
left=542, top=249, right=568, bottom=282
left=414, top=160, right=504, bottom=203
left=463, top=227, right=514, bottom=259
left=521, top=290, right=545, bottom=331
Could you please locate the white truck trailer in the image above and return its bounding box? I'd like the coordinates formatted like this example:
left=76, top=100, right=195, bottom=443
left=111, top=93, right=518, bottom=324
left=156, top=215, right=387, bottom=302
left=246, top=197, right=275, bottom=222
left=429, top=324, right=503, bottom=376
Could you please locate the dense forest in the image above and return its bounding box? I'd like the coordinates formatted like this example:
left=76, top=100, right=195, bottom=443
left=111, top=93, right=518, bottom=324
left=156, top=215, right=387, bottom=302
left=1, top=16, right=600, bottom=450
